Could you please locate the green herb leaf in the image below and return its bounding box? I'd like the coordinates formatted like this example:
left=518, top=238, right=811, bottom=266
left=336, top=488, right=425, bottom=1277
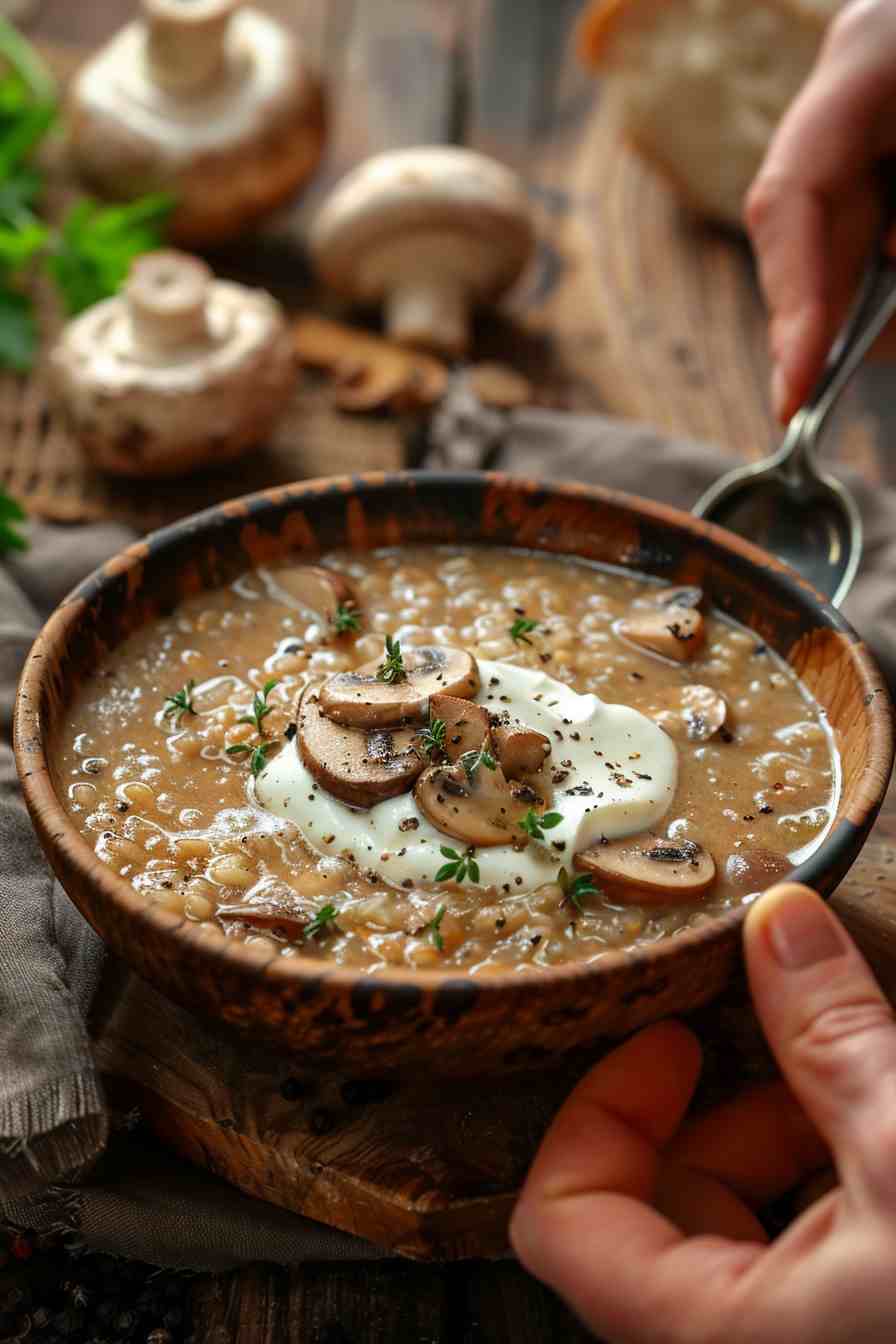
left=518, top=807, right=564, bottom=843
left=225, top=743, right=252, bottom=757
left=459, top=745, right=497, bottom=782
left=376, top=633, right=405, bottom=684
left=48, top=193, right=175, bottom=316
left=0, top=19, right=56, bottom=180
left=557, top=866, right=601, bottom=916
left=304, top=903, right=339, bottom=940
left=434, top=845, right=477, bottom=884
left=162, top=679, right=196, bottom=725
left=509, top=616, right=538, bottom=645
left=420, top=903, right=447, bottom=951
left=0, top=284, right=35, bottom=370
left=332, top=602, right=361, bottom=634
left=249, top=742, right=273, bottom=776
left=418, top=716, right=446, bottom=760
left=0, top=484, right=26, bottom=552
left=238, top=678, right=279, bottom=735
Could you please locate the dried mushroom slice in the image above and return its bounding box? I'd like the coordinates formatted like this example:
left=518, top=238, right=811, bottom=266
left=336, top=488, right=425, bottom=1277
left=430, top=694, right=491, bottom=760
left=319, top=645, right=479, bottom=728
left=647, top=684, right=728, bottom=742
left=274, top=565, right=358, bottom=629
left=616, top=607, right=705, bottom=663
left=297, top=687, right=424, bottom=808
left=492, top=724, right=552, bottom=777
left=575, top=836, right=716, bottom=904
left=414, top=758, right=533, bottom=848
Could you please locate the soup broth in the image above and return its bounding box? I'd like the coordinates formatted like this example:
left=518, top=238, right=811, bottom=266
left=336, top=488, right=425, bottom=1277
left=59, top=546, right=838, bottom=976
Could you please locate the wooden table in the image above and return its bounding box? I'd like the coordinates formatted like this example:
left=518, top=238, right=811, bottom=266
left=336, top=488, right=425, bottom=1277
left=14, top=1, right=896, bottom=1340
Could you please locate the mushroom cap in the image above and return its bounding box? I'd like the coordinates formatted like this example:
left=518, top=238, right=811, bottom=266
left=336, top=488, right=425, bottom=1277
left=67, top=7, right=325, bottom=246
left=50, top=249, right=295, bottom=477
left=308, top=146, right=535, bottom=303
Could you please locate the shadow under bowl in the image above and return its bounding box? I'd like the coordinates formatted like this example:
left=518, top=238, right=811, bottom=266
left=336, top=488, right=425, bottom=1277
left=14, top=471, right=895, bottom=1076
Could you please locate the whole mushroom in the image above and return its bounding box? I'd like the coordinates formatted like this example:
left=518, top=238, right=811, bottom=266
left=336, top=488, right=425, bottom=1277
left=67, top=0, right=326, bottom=247
left=50, top=249, right=295, bottom=477
left=308, top=147, right=535, bottom=357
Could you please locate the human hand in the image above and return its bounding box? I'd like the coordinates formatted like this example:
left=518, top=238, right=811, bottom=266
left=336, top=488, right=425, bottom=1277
left=745, top=0, right=896, bottom=423
left=510, top=882, right=896, bottom=1344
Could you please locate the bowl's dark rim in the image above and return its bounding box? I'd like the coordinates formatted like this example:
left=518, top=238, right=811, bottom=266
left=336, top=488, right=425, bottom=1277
left=14, top=470, right=895, bottom=999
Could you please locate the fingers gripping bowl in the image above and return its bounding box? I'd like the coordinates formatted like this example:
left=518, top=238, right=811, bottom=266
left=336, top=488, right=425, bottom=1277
left=15, top=474, right=894, bottom=1075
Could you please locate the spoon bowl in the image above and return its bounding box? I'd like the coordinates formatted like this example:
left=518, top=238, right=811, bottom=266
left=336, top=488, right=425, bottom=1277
left=695, top=219, right=896, bottom=606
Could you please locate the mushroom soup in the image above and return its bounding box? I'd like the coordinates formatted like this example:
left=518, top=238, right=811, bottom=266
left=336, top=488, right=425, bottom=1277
left=58, top=547, right=838, bottom=974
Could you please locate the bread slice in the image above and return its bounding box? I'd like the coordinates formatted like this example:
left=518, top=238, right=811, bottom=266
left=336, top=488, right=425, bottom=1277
left=578, top=0, right=841, bottom=226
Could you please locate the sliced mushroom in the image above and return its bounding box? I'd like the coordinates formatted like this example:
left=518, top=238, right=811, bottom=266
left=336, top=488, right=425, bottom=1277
left=414, top=758, right=532, bottom=848
left=724, top=848, right=794, bottom=894
left=575, top=836, right=716, bottom=905
left=297, top=687, right=423, bottom=808
left=272, top=565, right=358, bottom=629
left=218, top=893, right=309, bottom=941
left=647, top=684, right=728, bottom=743
left=492, top=724, right=552, bottom=777
left=319, top=646, right=479, bottom=729
left=430, top=694, right=491, bottom=761
left=654, top=584, right=703, bottom=610
left=293, top=315, right=448, bottom=411
left=615, top=607, right=705, bottom=663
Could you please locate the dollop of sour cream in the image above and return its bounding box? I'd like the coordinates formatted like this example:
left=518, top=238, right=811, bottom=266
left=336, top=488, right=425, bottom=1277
left=256, top=660, right=677, bottom=892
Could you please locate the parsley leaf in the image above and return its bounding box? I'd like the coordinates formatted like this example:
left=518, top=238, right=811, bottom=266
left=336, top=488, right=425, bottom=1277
left=421, top=904, right=447, bottom=951
left=0, top=485, right=26, bottom=552
left=558, top=866, right=601, bottom=916
left=48, top=193, right=175, bottom=316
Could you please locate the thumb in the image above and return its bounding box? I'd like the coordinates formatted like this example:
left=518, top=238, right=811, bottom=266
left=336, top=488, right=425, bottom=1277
left=744, top=882, right=896, bottom=1207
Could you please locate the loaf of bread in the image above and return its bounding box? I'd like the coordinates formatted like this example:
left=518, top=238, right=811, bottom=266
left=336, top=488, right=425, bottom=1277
left=578, top=0, right=842, bottom=226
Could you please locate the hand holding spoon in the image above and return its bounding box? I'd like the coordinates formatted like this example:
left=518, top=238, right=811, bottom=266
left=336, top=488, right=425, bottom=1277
left=693, top=218, right=896, bottom=607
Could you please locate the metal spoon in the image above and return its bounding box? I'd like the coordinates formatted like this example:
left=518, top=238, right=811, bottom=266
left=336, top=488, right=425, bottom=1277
left=693, top=226, right=896, bottom=607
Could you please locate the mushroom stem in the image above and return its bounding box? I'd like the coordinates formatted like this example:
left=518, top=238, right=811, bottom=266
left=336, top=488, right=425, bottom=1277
left=126, top=251, right=212, bottom=355
left=384, top=276, right=470, bottom=357
left=142, top=0, right=240, bottom=95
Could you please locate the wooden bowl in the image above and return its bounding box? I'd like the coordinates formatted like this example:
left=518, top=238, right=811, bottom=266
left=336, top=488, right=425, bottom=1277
left=15, top=473, right=895, bottom=1076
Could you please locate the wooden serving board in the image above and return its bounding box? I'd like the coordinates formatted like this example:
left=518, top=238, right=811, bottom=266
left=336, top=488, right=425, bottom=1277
left=91, top=836, right=896, bottom=1263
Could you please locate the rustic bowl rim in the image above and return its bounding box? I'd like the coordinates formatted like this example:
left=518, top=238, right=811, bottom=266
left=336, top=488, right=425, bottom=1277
left=14, top=469, right=895, bottom=1001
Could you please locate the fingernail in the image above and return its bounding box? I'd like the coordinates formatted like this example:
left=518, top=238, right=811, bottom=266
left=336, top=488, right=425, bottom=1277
left=764, top=886, right=846, bottom=971
left=771, top=364, right=789, bottom=422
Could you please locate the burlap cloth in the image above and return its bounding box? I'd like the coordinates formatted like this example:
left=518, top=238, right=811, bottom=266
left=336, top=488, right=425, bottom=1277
left=2, top=388, right=895, bottom=1269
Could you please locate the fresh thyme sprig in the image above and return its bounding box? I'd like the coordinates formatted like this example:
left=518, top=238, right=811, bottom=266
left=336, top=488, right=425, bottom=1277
left=332, top=602, right=361, bottom=635
left=558, top=866, right=600, bottom=915
left=421, top=904, right=447, bottom=951
left=238, top=678, right=279, bottom=735
left=303, top=903, right=340, bottom=940
left=435, top=846, right=479, bottom=884
left=162, top=678, right=196, bottom=725
left=226, top=739, right=275, bottom=777
left=509, top=617, right=538, bottom=645
left=518, top=807, right=564, bottom=842
left=418, top=716, right=446, bottom=760
left=459, top=745, right=497, bottom=782
left=377, top=633, right=406, bottom=684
